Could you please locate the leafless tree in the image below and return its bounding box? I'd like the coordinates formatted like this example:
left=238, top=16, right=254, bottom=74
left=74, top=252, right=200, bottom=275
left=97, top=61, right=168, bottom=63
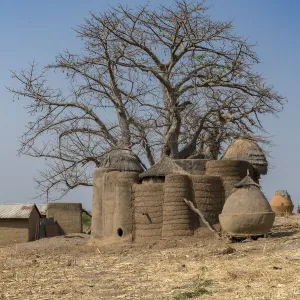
left=9, top=0, right=285, bottom=200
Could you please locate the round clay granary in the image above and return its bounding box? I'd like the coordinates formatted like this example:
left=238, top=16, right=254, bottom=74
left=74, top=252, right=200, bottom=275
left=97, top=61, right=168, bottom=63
left=219, top=175, right=275, bottom=237
left=270, top=190, right=294, bottom=216
left=222, top=137, right=268, bottom=175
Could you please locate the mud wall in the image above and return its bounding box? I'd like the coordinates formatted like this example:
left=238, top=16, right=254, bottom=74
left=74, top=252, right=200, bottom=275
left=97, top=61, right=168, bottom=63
left=47, top=203, right=82, bottom=234
left=206, top=160, right=254, bottom=201
left=28, top=208, right=41, bottom=241
left=132, top=183, right=164, bottom=242
left=0, top=219, right=29, bottom=246
left=191, top=175, right=224, bottom=227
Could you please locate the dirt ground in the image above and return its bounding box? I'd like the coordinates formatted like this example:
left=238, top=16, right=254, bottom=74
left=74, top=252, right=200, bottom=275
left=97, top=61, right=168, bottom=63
left=1, top=216, right=300, bottom=300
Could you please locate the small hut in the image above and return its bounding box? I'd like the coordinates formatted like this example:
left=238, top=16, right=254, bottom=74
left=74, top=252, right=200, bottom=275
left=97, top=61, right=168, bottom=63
left=139, top=156, right=189, bottom=183
left=0, top=204, right=41, bottom=246
left=101, top=148, right=144, bottom=173
left=222, top=137, right=268, bottom=177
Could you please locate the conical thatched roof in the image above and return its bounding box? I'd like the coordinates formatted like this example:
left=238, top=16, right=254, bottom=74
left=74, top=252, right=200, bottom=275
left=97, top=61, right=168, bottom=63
left=139, top=156, right=189, bottom=178
left=100, top=148, right=144, bottom=173
left=222, top=137, right=268, bottom=175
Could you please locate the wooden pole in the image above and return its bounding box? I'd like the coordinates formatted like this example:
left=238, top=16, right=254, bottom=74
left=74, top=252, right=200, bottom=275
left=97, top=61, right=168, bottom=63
left=183, top=198, right=220, bottom=239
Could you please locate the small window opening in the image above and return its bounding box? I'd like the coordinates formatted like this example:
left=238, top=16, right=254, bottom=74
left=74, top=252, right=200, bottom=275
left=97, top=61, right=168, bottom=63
left=117, top=228, right=123, bottom=237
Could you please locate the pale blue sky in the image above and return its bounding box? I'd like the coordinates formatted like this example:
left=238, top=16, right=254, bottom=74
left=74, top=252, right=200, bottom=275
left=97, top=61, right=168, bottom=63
left=0, top=1, right=299, bottom=210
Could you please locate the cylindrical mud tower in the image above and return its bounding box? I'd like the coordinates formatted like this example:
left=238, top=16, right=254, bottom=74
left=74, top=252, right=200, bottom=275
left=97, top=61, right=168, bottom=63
left=114, top=172, right=140, bottom=238
left=91, top=168, right=116, bottom=237
left=162, top=174, right=193, bottom=237
left=191, top=175, right=224, bottom=227
left=132, top=183, right=164, bottom=242
left=91, top=169, right=139, bottom=239
left=205, top=160, right=254, bottom=201
left=270, top=190, right=294, bottom=216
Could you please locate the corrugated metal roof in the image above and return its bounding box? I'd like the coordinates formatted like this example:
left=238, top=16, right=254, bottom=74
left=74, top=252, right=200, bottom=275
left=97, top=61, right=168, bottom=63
left=36, top=204, right=47, bottom=215
left=0, top=204, right=38, bottom=219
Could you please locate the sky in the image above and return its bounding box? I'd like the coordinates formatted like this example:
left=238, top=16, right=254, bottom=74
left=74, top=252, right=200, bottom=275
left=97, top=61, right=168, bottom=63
left=0, top=0, right=299, bottom=211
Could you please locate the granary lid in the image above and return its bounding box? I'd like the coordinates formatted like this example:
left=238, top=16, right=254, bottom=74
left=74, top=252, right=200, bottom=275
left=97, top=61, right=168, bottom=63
left=234, top=174, right=260, bottom=188
left=100, top=148, right=144, bottom=173
left=139, top=156, right=189, bottom=178
left=222, top=137, right=268, bottom=175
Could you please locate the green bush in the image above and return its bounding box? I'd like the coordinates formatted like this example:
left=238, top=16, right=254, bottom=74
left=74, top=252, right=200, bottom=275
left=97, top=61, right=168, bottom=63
left=82, top=212, right=91, bottom=229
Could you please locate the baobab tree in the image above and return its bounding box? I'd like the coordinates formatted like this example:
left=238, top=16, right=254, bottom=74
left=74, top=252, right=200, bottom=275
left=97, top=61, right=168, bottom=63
left=9, top=0, right=284, bottom=200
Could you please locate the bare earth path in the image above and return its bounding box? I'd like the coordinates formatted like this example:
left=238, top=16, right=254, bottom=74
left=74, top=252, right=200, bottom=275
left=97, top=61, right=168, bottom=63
left=1, top=216, right=300, bottom=299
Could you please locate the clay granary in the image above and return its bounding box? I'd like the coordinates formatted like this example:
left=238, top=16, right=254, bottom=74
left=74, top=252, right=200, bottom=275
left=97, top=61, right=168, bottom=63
left=91, top=139, right=269, bottom=242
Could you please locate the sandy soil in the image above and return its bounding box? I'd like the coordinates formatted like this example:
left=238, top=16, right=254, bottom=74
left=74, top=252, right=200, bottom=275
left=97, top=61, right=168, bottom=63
left=1, top=216, right=300, bottom=299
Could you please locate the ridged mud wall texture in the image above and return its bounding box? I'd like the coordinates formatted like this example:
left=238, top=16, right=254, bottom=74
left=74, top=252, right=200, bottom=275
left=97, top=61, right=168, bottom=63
left=162, top=175, right=193, bottom=237
left=191, top=175, right=224, bottom=227
left=270, top=190, right=294, bottom=216
left=101, top=171, right=139, bottom=239
left=132, top=183, right=164, bottom=242
left=47, top=203, right=82, bottom=234
left=205, top=160, right=254, bottom=201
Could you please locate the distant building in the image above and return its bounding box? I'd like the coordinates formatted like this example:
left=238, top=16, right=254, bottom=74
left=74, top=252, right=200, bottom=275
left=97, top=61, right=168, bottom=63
left=46, top=203, right=82, bottom=234
left=0, top=204, right=41, bottom=246
left=36, top=204, right=47, bottom=218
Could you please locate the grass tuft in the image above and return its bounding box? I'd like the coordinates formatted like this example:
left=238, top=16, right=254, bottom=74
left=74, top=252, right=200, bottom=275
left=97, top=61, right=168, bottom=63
left=174, top=279, right=213, bottom=299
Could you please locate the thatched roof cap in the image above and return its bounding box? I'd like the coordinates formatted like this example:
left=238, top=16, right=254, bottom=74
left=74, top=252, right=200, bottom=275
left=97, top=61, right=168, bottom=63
left=100, top=148, right=144, bottom=173
left=139, top=156, right=189, bottom=178
left=222, top=137, right=268, bottom=175
left=234, top=175, right=260, bottom=188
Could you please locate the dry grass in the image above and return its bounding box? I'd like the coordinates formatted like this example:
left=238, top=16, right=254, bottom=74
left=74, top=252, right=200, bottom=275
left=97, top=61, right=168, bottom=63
left=1, top=216, right=300, bottom=299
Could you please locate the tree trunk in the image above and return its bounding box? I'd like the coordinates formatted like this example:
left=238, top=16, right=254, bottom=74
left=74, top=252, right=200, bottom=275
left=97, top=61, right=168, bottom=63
left=117, top=108, right=131, bottom=148
left=162, top=86, right=181, bottom=157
